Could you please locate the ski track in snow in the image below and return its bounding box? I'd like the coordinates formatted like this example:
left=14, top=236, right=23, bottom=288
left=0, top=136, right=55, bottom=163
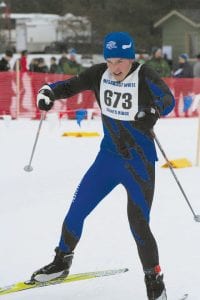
left=0, top=117, right=199, bottom=299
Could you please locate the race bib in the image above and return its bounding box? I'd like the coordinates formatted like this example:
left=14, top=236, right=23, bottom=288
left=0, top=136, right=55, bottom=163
left=100, top=65, right=141, bottom=121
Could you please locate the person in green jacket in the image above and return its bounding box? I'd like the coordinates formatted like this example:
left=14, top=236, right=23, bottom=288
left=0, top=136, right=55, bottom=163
left=145, top=47, right=171, bottom=78
left=60, top=49, right=84, bottom=75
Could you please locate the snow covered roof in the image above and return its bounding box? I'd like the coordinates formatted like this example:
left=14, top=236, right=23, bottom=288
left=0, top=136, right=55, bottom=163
left=6, top=12, right=89, bottom=26
left=9, top=13, right=60, bottom=21
left=154, top=9, right=200, bottom=28
left=62, top=13, right=89, bottom=22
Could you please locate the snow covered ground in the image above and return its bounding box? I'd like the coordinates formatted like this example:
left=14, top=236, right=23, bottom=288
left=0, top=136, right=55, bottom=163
left=0, top=116, right=200, bottom=300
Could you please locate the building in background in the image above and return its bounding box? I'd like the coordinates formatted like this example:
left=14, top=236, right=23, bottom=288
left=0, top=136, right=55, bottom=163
left=154, top=10, right=200, bottom=64
left=0, top=12, right=91, bottom=53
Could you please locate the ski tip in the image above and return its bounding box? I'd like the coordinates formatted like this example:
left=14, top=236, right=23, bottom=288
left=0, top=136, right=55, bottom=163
left=124, top=268, right=129, bottom=272
left=179, top=293, right=189, bottom=300
left=24, top=280, right=36, bottom=285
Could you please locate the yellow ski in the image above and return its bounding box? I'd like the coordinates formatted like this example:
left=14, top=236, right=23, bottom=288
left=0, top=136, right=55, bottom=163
left=0, top=268, right=128, bottom=296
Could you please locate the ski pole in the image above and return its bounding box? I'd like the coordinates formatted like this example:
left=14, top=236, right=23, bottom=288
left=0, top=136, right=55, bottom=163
left=151, top=130, right=200, bottom=223
left=24, top=112, right=46, bottom=172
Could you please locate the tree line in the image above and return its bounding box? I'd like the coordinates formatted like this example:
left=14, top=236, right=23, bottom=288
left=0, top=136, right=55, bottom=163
left=6, top=0, right=200, bottom=53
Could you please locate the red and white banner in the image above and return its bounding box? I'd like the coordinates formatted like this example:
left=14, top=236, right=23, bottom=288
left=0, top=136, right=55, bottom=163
left=0, top=72, right=200, bottom=119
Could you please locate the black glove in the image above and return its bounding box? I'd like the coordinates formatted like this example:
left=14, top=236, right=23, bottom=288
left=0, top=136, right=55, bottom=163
left=37, top=85, right=55, bottom=111
left=134, top=107, right=160, bottom=131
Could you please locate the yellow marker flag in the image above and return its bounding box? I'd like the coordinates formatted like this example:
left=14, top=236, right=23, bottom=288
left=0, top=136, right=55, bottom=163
left=161, top=158, right=192, bottom=168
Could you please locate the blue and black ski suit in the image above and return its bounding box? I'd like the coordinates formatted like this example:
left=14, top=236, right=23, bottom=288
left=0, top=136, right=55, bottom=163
left=49, top=61, right=175, bottom=270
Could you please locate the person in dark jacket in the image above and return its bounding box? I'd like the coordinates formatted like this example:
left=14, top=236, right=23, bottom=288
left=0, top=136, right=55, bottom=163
left=30, top=32, right=175, bottom=300
left=0, top=49, right=13, bottom=71
left=173, top=53, right=193, bottom=115
left=49, top=56, right=59, bottom=73
left=173, top=53, right=193, bottom=78
left=36, top=57, right=49, bottom=73
left=193, top=53, right=200, bottom=78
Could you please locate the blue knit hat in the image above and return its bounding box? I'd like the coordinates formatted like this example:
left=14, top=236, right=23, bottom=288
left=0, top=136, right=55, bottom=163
left=103, top=32, right=135, bottom=60
left=179, top=53, right=188, bottom=61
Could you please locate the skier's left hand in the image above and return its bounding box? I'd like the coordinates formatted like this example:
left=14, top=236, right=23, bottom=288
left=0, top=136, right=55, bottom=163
left=134, top=107, right=160, bottom=131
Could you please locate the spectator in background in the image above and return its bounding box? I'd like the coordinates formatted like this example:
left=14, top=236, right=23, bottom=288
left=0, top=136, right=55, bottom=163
left=20, top=50, right=28, bottom=72
left=36, top=57, right=49, bottom=73
left=136, top=53, right=146, bottom=65
left=193, top=54, right=200, bottom=78
left=29, top=58, right=39, bottom=72
left=0, top=49, right=14, bottom=116
left=60, top=48, right=83, bottom=75
left=58, top=51, right=69, bottom=73
left=49, top=56, right=59, bottom=73
left=173, top=53, right=193, bottom=117
left=29, top=57, right=49, bottom=73
left=163, top=53, right=173, bottom=71
left=13, top=50, right=30, bottom=115
left=145, top=47, right=171, bottom=77
left=173, top=53, right=193, bottom=78
left=13, top=50, right=28, bottom=72
left=0, top=49, right=13, bottom=71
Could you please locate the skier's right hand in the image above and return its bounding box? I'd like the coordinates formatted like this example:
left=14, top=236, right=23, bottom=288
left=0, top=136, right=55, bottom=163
left=37, top=85, right=55, bottom=111
left=134, top=107, right=160, bottom=131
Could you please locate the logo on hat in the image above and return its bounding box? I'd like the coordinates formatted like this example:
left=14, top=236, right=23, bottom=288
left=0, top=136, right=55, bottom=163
left=106, top=41, right=117, bottom=50
left=122, top=42, right=132, bottom=50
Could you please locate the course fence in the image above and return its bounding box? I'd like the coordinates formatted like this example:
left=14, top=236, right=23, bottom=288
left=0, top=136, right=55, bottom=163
left=0, top=71, right=200, bottom=119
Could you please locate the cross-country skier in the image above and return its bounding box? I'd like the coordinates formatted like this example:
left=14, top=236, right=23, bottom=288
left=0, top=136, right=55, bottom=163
left=31, top=32, right=175, bottom=300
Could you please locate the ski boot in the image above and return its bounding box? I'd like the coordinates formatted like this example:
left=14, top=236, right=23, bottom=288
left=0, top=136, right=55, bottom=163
left=31, top=247, right=74, bottom=282
left=144, top=266, right=167, bottom=300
